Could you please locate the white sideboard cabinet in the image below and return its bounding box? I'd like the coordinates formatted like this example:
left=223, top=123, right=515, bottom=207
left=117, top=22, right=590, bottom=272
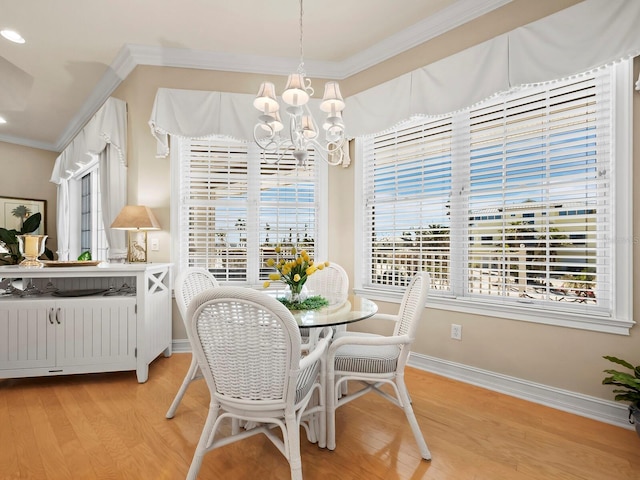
left=0, top=263, right=172, bottom=383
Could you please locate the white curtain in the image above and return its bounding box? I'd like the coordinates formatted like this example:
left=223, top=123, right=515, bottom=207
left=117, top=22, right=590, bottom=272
left=148, top=88, right=346, bottom=162
left=345, top=0, right=640, bottom=137
left=149, top=89, right=256, bottom=157
left=50, top=97, right=128, bottom=260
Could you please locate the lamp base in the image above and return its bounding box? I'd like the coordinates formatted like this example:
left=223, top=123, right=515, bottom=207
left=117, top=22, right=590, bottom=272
left=127, top=231, right=148, bottom=263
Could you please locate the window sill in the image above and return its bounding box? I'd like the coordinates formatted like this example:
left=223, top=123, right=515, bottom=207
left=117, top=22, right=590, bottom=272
left=354, top=287, right=634, bottom=336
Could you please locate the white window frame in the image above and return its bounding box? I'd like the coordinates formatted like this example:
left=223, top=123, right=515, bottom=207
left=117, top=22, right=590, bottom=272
left=354, top=60, right=633, bottom=335
left=68, top=157, right=108, bottom=261
left=170, top=136, right=329, bottom=287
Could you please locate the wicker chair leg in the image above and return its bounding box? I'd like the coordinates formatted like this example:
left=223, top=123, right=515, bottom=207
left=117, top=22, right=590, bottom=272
left=397, top=377, right=431, bottom=460
left=186, top=405, right=219, bottom=479
left=166, top=355, right=200, bottom=419
left=285, top=413, right=303, bottom=480
left=326, top=370, right=337, bottom=451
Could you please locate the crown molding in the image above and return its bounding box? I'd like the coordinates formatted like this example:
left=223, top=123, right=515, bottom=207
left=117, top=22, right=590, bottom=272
left=54, top=46, right=138, bottom=152
left=337, top=0, right=513, bottom=77
left=0, top=133, right=58, bottom=152
left=49, top=0, right=512, bottom=153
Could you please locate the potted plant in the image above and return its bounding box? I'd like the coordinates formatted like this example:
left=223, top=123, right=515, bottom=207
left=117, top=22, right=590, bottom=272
left=0, top=212, right=53, bottom=265
left=602, top=355, right=640, bottom=436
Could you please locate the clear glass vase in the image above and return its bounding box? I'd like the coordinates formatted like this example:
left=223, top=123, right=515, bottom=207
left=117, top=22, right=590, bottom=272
left=285, top=283, right=309, bottom=304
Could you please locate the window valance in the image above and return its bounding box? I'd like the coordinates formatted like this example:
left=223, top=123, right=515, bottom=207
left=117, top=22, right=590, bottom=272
left=149, top=88, right=327, bottom=158
left=50, top=97, right=127, bottom=184
left=49, top=97, right=127, bottom=261
left=345, top=0, right=640, bottom=138
left=149, top=89, right=255, bottom=157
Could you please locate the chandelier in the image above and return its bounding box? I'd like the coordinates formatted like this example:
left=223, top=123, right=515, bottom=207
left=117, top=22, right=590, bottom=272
left=253, top=0, right=346, bottom=167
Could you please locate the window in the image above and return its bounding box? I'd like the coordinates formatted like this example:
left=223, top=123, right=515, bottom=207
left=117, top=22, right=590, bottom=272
left=70, top=162, right=108, bottom=261
left=80, top=173, right=92, bottom=253
left=356, top=62, right=633, bottom=334
left=171, top=136, right=326, bottom=286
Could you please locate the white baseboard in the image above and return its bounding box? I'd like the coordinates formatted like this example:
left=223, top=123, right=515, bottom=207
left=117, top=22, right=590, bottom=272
left=171, top=338, right=632, bottom=430
left=172, top=339, right=192, bottom=353
left=408, top=352, right=633, bottom=431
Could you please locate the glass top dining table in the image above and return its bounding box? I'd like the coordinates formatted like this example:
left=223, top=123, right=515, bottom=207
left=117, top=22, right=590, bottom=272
left=290, top=294, right=378, bottom=330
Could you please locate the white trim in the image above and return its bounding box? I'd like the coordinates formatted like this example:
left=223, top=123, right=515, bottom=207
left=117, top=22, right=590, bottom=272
left=340, top=0, right=512, bottom=77
left=169, top=336, right=634, bottom=430
left=316, top=160, right=330, bottom=262
left=2, top=0, right=509, bottom=153
left=408, top=352, right=633, bottom=430
left=613, top=60, right=634, bottom=331
left=353, top=139, right=365, bottom=292
left=353, top=289, right=634, bottom=335
left=169, top=138, right=181, bottom=280
left=172, top=338, right=192, bottom=354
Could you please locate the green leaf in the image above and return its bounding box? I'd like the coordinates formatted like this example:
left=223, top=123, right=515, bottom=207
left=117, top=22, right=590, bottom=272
left=0, top=228, right=17, bottom=245
left=277, top=295, right=329, bottom=311
left=21, top=212, right=41, bottom=234
left=602, top=371, right=640, bottom=390
left=603, top=355, right=635, bottom=371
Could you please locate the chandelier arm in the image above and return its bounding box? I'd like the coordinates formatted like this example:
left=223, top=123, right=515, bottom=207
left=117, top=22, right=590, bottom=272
left=253, top=124, right=295, bottom=165
left=307, top=138, right=345, bottom=166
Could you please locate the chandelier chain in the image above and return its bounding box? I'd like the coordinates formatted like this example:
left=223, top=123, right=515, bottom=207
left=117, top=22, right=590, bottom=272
left=297, top=0, right=305, bottom=75
left=252, top=0, right=346, bottom=167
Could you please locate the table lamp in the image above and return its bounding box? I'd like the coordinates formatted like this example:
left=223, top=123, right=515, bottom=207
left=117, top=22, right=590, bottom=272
left=110, top=205, right=160, bottom=263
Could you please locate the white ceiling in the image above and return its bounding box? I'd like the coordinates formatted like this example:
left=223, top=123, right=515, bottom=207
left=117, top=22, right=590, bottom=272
left=0, top=0, right=511, bottom=152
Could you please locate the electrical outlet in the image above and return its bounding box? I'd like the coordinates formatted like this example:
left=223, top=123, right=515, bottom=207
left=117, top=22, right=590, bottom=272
left=451, top=323, right=462, bottom=340
left=150, top=238, right=160, bottom=251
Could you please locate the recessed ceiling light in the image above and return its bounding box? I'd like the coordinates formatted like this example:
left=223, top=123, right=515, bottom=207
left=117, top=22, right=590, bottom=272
left=1, top=29, right=25, bottom=44
left=0, top=116, right=7, bottom=124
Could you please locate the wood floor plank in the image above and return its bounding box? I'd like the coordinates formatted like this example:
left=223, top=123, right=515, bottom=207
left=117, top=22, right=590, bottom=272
left=1, top=353, right=638, bottom=479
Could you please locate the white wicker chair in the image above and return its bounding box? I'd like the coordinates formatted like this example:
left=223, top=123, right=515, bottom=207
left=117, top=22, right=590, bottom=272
left=303, top=263, right=349, bottom=350
left=326, top=272, right=432, bottom=460
left=185, top=287, right=331, bottom=480
left=165, top=267, right=220, bottom=419
left=305, top=262, right=349, bottom=306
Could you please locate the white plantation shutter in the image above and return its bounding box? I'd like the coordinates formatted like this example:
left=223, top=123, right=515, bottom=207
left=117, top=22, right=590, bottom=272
left=258, top=151, right=318, bottom=282
left=175, top=136, right=320, bottom=285
left=358, top=62, right=631, bottom=332
left=177, top=138, right=249, bottom=281
left=465, top=71, right=612, bottom=315
left=361, top=117, right=453, bottom=292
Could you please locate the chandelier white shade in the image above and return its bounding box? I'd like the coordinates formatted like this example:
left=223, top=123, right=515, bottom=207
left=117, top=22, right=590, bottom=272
left=253, top=0, right=346, bottom=167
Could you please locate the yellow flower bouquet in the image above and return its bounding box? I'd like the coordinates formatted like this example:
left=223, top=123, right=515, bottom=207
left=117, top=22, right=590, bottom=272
left=263, top=245, right=330, bottom=309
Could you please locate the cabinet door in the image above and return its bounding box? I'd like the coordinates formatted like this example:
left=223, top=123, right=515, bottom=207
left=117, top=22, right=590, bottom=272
left=56, top=297, right=136, bottom=367
left=0, top=302, right=56, bottom=370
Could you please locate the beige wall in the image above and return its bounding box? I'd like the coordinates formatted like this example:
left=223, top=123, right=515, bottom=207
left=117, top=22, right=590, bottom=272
left=50, top=0, right=639, bottom=402
left=0, top=142, right=58, bottom=255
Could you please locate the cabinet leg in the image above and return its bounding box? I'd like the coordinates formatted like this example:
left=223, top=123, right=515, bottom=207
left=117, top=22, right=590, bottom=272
left=136, top=365, right=149, bottom=383
left=163, top=344, right=172, bottom=357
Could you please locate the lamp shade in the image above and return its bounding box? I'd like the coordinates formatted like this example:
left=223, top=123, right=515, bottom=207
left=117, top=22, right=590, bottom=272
left=320, top=81, right=345, bottom=113
left=253, top=82, right=280, bottom=114
left=110, top=205, right=161, bottom=230
left=282, top=73, right=309, bottom=107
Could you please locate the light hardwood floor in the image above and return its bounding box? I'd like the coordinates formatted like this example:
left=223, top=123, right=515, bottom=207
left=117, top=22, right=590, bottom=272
left=1, top=353, right=638, bottom=480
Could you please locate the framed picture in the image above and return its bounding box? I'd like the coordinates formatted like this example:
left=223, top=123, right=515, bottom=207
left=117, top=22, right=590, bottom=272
left=0, top=196, right=46, bottom=234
